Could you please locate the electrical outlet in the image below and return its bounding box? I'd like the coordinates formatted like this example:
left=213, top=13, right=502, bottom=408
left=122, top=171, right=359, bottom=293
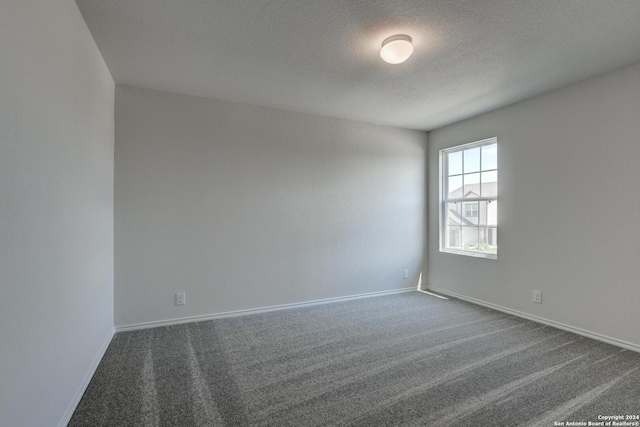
left=532, top=290, right=542, bottom=304
left=403, top=269, right=409, bottom=279
left=176, top=292, right=186, bottom=306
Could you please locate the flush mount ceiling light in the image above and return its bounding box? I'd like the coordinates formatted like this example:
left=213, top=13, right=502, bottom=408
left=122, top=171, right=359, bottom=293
left=380, top=34, right=413, bottom=64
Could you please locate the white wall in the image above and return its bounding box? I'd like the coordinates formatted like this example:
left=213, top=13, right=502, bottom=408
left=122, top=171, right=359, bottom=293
left=0, top=1, right=114, bottom=426
left=115, top=86, right=425, bottom=327
left=428, top=63, right=640, bottom=348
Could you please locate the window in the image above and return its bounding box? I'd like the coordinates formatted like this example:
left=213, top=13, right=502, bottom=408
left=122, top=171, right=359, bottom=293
left=464, top=203, right=478, bottom=217
left=440, top=137, right=497, bottom=258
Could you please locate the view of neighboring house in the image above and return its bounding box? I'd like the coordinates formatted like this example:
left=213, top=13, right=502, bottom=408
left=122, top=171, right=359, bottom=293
left=447, top=181, right=497, bottom=252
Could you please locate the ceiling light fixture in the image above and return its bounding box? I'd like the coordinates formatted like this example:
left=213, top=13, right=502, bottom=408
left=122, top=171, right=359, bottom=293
left=380, top=34, right=413, bottom=64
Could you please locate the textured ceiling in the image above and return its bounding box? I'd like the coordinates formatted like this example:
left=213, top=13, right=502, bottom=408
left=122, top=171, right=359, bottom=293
left=76, top=0, right=640, bottom=130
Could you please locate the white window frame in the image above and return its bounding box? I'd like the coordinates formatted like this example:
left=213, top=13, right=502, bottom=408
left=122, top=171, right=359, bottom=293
left=439, top=137, right=497, bottom=259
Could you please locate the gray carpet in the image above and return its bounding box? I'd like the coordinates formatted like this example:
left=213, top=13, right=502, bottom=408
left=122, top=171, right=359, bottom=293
left=69, top=292, right=640, bottom=426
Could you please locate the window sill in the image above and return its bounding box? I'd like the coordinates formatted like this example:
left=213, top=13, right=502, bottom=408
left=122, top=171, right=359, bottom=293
left=440, top=248, right=497, bottom=260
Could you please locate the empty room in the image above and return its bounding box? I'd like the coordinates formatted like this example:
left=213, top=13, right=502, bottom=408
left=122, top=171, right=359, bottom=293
left=2, top=0, right=640, bottom=426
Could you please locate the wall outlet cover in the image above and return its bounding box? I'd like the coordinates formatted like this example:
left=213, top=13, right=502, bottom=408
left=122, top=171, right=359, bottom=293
left=532, top=290, right=542, bottom=304
left=176, top=292, right=186, bottom=306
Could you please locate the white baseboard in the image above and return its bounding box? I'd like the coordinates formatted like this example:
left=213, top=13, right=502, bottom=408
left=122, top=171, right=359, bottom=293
left=58, top=327, right=115, bottom=427
left=116, top=287, right=417, bottom=332
left=426, top=287, right=640, bottom=353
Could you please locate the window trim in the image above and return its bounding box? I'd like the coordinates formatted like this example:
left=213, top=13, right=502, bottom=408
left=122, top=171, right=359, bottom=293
left=439, top=137, right=497, bottom=260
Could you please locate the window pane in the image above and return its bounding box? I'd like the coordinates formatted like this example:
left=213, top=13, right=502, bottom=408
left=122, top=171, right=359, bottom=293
left=481, top=143, right=497, bottom=171
left=448, top=151, right=462, bottom=176
left=479, top=200, right=498, bottom=226
left=481, top=171, right=497, bottom=198
left=446, top=226, right=462, bottom=250
left=464, top=147, right=481, bottom=173
left=480, top=227, right=497, bottom=254
left=479, top=201, right=487, bottom=226
left=446, top=202, right=462, bottom=226
left=448, top=175, right=462, bottom=199
left=463, top=203, right=478, bottom=226
left=463, top=172, right=480, bottom=198
left=462, top=227, right=479, bottom=252
left=488, top=200, right=497, bottom=226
